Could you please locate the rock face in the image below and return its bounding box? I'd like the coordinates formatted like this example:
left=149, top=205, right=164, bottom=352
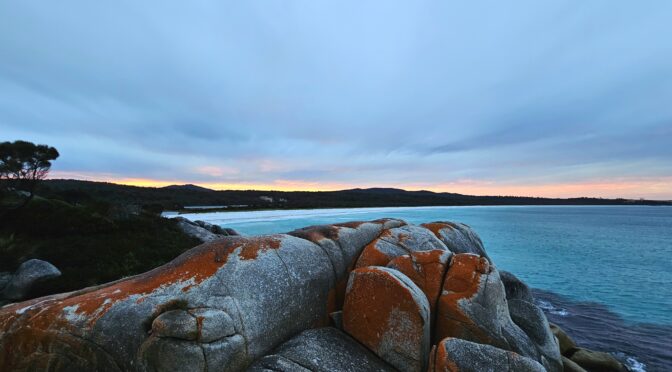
left=0, top=259, right=61, bottom=301
left=430, top=338, right=546, bottom=372
left=249, top=327, right=396, bottom=372
left=343, top=266, right=431, bottom=372
left=0, top=219, right=586, bottom=371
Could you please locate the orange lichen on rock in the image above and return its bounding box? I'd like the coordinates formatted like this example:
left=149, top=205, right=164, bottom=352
left=0, top=235, right=285, bottom=370
left=354, top=230, right=396, bottom=268
left=429, top=340, right=460, bottom=372
left=434, top=253, right=491, bottom=344
left=289, top=225, right=341, bottom=243
left=387, top=249, right=451, bottom=317
left=421, top=222, right=455, bottom=239
left=343, top=266, right=430, bottom=372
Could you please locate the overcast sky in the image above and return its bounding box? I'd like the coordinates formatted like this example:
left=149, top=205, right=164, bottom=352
left=1, top=1, right=671, bottom=198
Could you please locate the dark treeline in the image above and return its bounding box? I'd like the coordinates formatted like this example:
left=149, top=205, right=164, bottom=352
left=40, top=179, right=671, bottom=211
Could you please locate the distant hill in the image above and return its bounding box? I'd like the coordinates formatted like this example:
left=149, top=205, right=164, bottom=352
left=38, top=179, right=672, bottom=211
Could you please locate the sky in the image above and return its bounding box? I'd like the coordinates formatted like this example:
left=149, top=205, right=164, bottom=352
left=1, top=1, right=671, bottom=199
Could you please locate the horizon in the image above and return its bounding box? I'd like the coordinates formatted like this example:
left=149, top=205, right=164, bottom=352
left=45, top=177, right=672, bottom=201
left=3, top=2, right=672, bottom=200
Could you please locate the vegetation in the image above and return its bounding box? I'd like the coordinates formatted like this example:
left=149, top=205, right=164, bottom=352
left=0, top=196, right=200, bottom=297
left=0, top=140, right=59, bottom=213
left=0, top=140, right=200, bottom=297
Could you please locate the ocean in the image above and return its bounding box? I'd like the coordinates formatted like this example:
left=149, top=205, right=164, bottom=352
left=170, top=205, right=672, bottom=371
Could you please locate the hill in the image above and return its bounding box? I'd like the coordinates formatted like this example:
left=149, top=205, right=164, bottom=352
left=39, top=179, right=672, bottom=211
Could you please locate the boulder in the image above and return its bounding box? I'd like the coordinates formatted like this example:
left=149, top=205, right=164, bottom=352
left=435, top=254, right=561, bottom=372
left=249, top=327, right=396, bottom=372
left=429, top=337, right=546, bottom=372
left=222, top=228, right=240, bottom=236
left=355, top=225, right=447, bottom=268
left=500, top=270, right=534, bottom=303
left=174, top=216, right=224, bottom=242
left=508, top=299, right=562, bottom=371
left=0, top=259, right=61, bottom=301
left=194, top=220, right=225, bottom=235
left=343, top=266, right=431, bottom=372
left=569, top=348, right=628, bottom=372
left=387, top=249, right=452, bottom=317
left=434, top=253, right=494, bottom=344
left=421, top=222, right=491, bottom=262
left=191, top=220, right=239, bottom=236
left=562, top=356, right=588, bottom=372
left=549, top=322, right=577, bottom=355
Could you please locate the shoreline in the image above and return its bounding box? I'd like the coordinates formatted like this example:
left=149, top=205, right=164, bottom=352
left=164, top=203, right=672, bottom=216
left=533, top=289, right=672, bottom=371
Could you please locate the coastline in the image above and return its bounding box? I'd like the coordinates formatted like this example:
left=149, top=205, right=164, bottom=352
left=533, top=289, right=672, bottom=371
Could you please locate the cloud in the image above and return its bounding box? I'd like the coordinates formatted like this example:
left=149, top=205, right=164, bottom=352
left=1, top=1, right=671, bottom=198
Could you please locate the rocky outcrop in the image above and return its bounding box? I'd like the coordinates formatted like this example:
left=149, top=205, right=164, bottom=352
left=0, top=259, right=61, bottom=303
left=548, top=323, right=628, bottom=372
left=568, top=348, right=628, bottom=372
left=0, top=219, right=594, bottom=371
left=173, top=216, right=239, bottom=243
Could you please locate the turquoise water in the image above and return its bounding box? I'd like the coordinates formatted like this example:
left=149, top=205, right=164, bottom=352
left=175, top=205, right=672, bottom=326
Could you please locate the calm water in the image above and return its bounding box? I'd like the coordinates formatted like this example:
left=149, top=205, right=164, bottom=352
left=173, top=205, right=672, bottom=370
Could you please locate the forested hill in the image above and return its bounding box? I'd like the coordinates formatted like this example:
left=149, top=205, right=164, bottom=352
left=38, top=179, right=672, bottom=211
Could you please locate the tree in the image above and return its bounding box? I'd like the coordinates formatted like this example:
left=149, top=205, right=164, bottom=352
left=0, top=140, right=59, bottom=210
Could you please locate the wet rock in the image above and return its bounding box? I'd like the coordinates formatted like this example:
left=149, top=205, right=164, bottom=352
left=430, top=337, right=546, bottom=372
left=549, top=322, right=577, bottom=355
left=249, top=328, right=396, bottom=372
left=569, top=348, right=627, bottom=372
left=343, top=266, right=430, bottom=372
left=562, top=356, right=588, bottom=372
left=1, top=259, right=61, bottom=301
left=387, top=249, right=452, bottom=316
left=355, top=225, right=447, bottom=268
left=421, top=222, right=491, bottom=262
